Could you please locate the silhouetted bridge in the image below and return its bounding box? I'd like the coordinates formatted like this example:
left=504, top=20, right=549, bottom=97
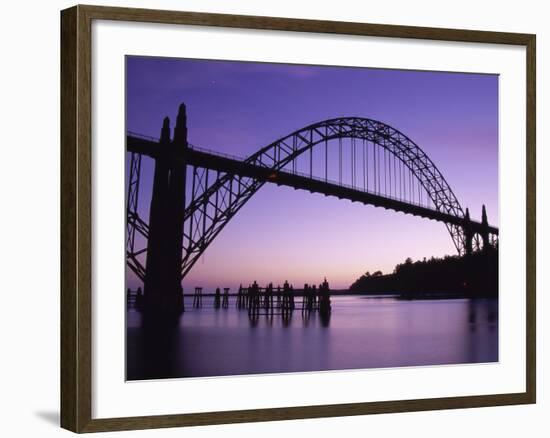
left=126, top=103, right=498, bottom=313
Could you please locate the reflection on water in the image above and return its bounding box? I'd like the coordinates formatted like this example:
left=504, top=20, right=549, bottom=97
left=126, top=295, right=498, bottom=380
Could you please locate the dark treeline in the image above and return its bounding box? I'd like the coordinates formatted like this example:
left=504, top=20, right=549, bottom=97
left=349, top=247, right=498, bottom=298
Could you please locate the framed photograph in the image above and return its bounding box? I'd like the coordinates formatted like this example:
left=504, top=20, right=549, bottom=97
left=60, top=4, right=536, bottom=433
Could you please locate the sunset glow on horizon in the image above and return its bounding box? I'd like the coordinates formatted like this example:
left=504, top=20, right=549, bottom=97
left=126, top=56, right=498, bottom=291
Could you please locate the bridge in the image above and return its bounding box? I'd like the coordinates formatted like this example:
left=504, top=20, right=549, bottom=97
left=126, top=103, right=498, bottom=313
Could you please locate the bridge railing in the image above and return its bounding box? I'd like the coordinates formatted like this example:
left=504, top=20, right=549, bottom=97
left=188, top=143, right=247, bottom=162
left=127, top=133, right=456, bottom=216
left=126, top=133, right=247, bottom=162
left=186, top=143, right=442, bottom=214
left=127, top=134, right=445, bottom=214
left=280, top=165, right=440, bottom=212
left=127, top=131, right=160, bottom=142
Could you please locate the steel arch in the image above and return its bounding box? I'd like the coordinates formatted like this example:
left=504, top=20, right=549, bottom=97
left=180, top=117, right=467, bottom=279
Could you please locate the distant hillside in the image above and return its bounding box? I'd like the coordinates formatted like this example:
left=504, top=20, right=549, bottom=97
left=349, top=248, right=498, bottom=299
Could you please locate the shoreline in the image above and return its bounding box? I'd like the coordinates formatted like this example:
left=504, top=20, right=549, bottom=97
left=171, top=291, right=496, bottom=300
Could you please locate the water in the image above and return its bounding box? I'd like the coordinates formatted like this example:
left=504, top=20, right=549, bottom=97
left=126, top=295, right=498, bottom=380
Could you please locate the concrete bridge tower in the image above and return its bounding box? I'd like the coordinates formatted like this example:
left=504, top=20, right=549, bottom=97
left=463, top=207, right=473, bottom=255
left=480, top=204, right=490, bottom=251
left=143, top=104, right=187, bottom=314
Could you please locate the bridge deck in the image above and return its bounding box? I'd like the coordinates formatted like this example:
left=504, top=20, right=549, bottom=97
left=127, top=135, right=498, bottom=235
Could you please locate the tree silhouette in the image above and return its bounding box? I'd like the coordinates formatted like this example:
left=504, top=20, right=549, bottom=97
left=349, top=247, right=498, bottom=299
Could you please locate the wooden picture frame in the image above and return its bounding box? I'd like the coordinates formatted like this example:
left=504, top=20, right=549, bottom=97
left=60, top=4, right=536, bottom=433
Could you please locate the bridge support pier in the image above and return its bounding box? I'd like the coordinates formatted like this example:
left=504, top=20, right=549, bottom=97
left=463, top=208, right=473, bottom=256
left=480, top=204, right=490, bottom=251
left=463, top=205, right=492, bottom=255
left=143, top=104, right=188, bottom=316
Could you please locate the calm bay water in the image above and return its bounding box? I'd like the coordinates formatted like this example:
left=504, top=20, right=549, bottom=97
left=126, top=295, right=498, bottom=380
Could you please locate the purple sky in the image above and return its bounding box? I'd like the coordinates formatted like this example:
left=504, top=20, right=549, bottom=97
left=126, top=56, right=498, bottom=291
